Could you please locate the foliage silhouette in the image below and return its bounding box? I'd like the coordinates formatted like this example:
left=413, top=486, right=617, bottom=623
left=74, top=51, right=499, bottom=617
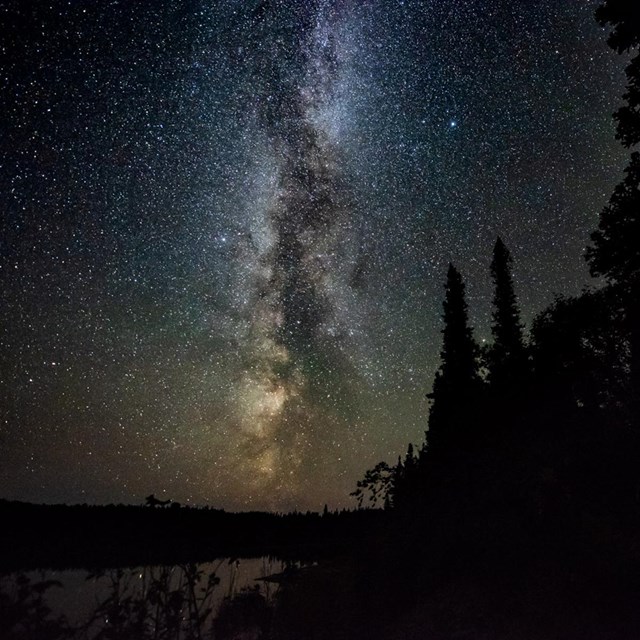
left=144, top=494, right=172, bottom=508
left=588, top=1, right=640, bottom=405
left=349, top=461, right=394, bottom=509
left=0, top=573, right=69, bottom=640
left=487, top=237, right=528, bottom=388
left=426, top=263, right=481, bottom=459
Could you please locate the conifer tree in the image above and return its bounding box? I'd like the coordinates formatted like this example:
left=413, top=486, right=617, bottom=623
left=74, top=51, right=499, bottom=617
left=392, top=445, right=418, bottom=511
left=427, top=264, right=480, bottom=456
left=488, top=237, right=527, bottom=386
left=435, top=264, right=479, bottom=390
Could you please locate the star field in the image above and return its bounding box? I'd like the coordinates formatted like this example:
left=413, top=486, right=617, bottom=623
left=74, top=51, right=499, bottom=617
left=0, top=0, right=629, bottom=511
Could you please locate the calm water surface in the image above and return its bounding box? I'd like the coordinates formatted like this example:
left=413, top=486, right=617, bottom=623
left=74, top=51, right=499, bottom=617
left=2, top=557, right=308, bottom=638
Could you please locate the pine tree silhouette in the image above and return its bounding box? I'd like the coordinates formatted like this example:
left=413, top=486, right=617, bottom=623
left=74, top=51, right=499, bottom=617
left=488, top=237, right=528, bottom=387
left=427, top=264, right=481, bottom=457
left=392, top=444, right=419, bottom=511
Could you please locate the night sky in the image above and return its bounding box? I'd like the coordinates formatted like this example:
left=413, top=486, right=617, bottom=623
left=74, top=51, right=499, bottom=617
left=0, top=0, right=629, bottom=511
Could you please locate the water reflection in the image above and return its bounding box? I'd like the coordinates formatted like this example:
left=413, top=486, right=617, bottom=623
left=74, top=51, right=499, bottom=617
left=1, top=557, right=299, bottom=639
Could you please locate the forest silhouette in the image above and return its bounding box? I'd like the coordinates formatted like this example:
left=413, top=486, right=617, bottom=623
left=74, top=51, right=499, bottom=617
left=2, top=1, right=640, bottom=638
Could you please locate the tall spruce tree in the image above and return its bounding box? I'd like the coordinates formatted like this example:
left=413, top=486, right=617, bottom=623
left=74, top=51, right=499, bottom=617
left=488, top=237, right=527, bottom=386
left=587, top=1, right=640, bottom=396
left=427, top=264, right=480, bottom=456
left=435, top=264, right=479, bottom=390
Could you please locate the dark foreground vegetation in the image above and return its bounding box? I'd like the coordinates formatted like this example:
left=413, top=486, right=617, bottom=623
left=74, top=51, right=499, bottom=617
left=283, top=4, right=640, bottom=633
left=323, top=4, right=640, bottom=635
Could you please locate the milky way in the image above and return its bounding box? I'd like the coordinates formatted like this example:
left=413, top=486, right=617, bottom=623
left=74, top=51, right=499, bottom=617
left=0, top=0, right=629, bottom=510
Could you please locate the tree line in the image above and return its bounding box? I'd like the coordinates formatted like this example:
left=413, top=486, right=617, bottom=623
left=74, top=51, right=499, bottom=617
left=353, top=1, right=640, bottom=535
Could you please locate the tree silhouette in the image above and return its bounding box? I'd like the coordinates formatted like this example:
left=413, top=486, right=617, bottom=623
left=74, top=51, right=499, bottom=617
left=587, top=1, right=640, bottom=399
left=435, top=264, right=479, bottom=390
left=588, top=154, right=640, bottom=284
left=427, top=264, right=481, bottom=457
left=145, top=494, right=171, bottom=508
left=593, top=2, right=640, bottom=149
left=487, top=237, right=528, bottom=387
left=531, top=287, right=628, bottom=415
left=392, top=443, right=421, bottom=511
left=349, top=461, right=394, bottom=509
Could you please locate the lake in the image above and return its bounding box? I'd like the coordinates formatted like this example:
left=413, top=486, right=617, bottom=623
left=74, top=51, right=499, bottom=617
left=1, top=557, right=309, bottom=639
